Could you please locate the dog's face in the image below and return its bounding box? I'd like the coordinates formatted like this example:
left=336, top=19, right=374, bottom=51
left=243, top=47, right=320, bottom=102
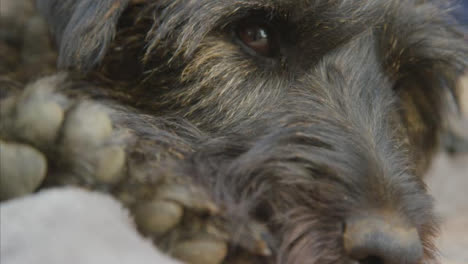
left=38, top=0, right=467, bottom=263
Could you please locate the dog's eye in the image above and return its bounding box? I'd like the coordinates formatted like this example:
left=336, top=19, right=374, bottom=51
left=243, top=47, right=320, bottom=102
left=237, top=24, right=274, bottom=57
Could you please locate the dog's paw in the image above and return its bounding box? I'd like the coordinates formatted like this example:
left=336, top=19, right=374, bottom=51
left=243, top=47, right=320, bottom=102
left=0, top=74, right=126, bottom=199
left=130, top=183, right=271, bottom=264
left=0, top=75, right=270, bottom=263
left=131, top=183, right=229, bottom=264
left=0, top=140, right=47, bottom=200
left=129, top=180, right=272, bottom=263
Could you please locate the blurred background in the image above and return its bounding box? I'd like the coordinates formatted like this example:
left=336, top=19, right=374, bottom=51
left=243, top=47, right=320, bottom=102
left=1, top=0, right=467, bottom=263
left=426, top=74, right=468, bottom=264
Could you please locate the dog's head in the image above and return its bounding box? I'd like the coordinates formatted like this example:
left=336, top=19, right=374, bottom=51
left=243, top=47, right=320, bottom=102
left=38, top=0, right=467, bottom=263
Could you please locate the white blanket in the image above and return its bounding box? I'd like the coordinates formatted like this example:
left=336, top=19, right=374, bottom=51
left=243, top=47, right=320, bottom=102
left=0, top=188, right=180, bottom=264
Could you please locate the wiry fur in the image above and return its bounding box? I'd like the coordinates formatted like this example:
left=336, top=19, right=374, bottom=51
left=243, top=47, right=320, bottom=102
left=2, top=0, right=468, bottom=263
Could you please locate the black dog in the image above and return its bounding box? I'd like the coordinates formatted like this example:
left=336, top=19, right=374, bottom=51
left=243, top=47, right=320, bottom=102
left=0, top=0, right=467, bottom=263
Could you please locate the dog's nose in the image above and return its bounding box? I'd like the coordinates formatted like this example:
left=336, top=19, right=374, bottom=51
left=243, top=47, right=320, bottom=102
left=343, top=213, right=423, bottom=264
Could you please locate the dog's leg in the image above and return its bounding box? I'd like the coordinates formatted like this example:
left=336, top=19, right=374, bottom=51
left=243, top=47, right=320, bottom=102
left=0, top=75, right=270, bottom=264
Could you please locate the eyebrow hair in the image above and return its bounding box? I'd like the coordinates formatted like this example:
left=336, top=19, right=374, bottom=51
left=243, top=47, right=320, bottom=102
left=142, top=0, right=398, bottom=63
left=143, top=0, right=284, bottom=59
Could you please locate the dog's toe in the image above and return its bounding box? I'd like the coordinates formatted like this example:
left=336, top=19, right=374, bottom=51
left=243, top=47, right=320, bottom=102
left=94, top=146, right=126, bottom=184
left=15, top=99, right=63, bottom=144
left=59, top=101, right=126, bottom=184
left=62, top=102, right=113, bottom=149
left=1, top=75, right=66, bottom=146
left=172, top=237, right=228, bottom=264
left=134, top=199, right=184, bottom=235
left=0, top=141, right=47, bottom=200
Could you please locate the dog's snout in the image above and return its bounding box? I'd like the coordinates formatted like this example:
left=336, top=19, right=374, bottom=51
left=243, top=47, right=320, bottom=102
left=343, top=213, right=423, bottom=264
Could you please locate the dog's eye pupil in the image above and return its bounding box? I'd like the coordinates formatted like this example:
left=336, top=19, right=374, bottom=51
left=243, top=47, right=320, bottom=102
left=238, top=25, right=272, bottom=56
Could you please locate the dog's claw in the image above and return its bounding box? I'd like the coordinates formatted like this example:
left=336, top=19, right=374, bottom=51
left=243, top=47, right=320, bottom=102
left=0, top=141, right=47, bottom=200
left=237, top=221, right=273, bottom=257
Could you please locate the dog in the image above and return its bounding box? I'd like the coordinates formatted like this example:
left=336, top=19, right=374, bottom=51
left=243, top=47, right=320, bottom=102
left=0, top=0, right=467, bottom=263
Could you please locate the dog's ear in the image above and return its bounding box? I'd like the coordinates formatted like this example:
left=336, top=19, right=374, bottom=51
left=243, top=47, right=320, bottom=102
left=36, top=0, right=131, bottom=71
left=378, top=3, right=467, bottom=166
left=380, top=3, right=467, bottom=118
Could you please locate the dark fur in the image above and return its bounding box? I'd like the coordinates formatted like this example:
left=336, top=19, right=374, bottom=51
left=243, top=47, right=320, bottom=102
left=8, top=0, right=468, bottom=263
